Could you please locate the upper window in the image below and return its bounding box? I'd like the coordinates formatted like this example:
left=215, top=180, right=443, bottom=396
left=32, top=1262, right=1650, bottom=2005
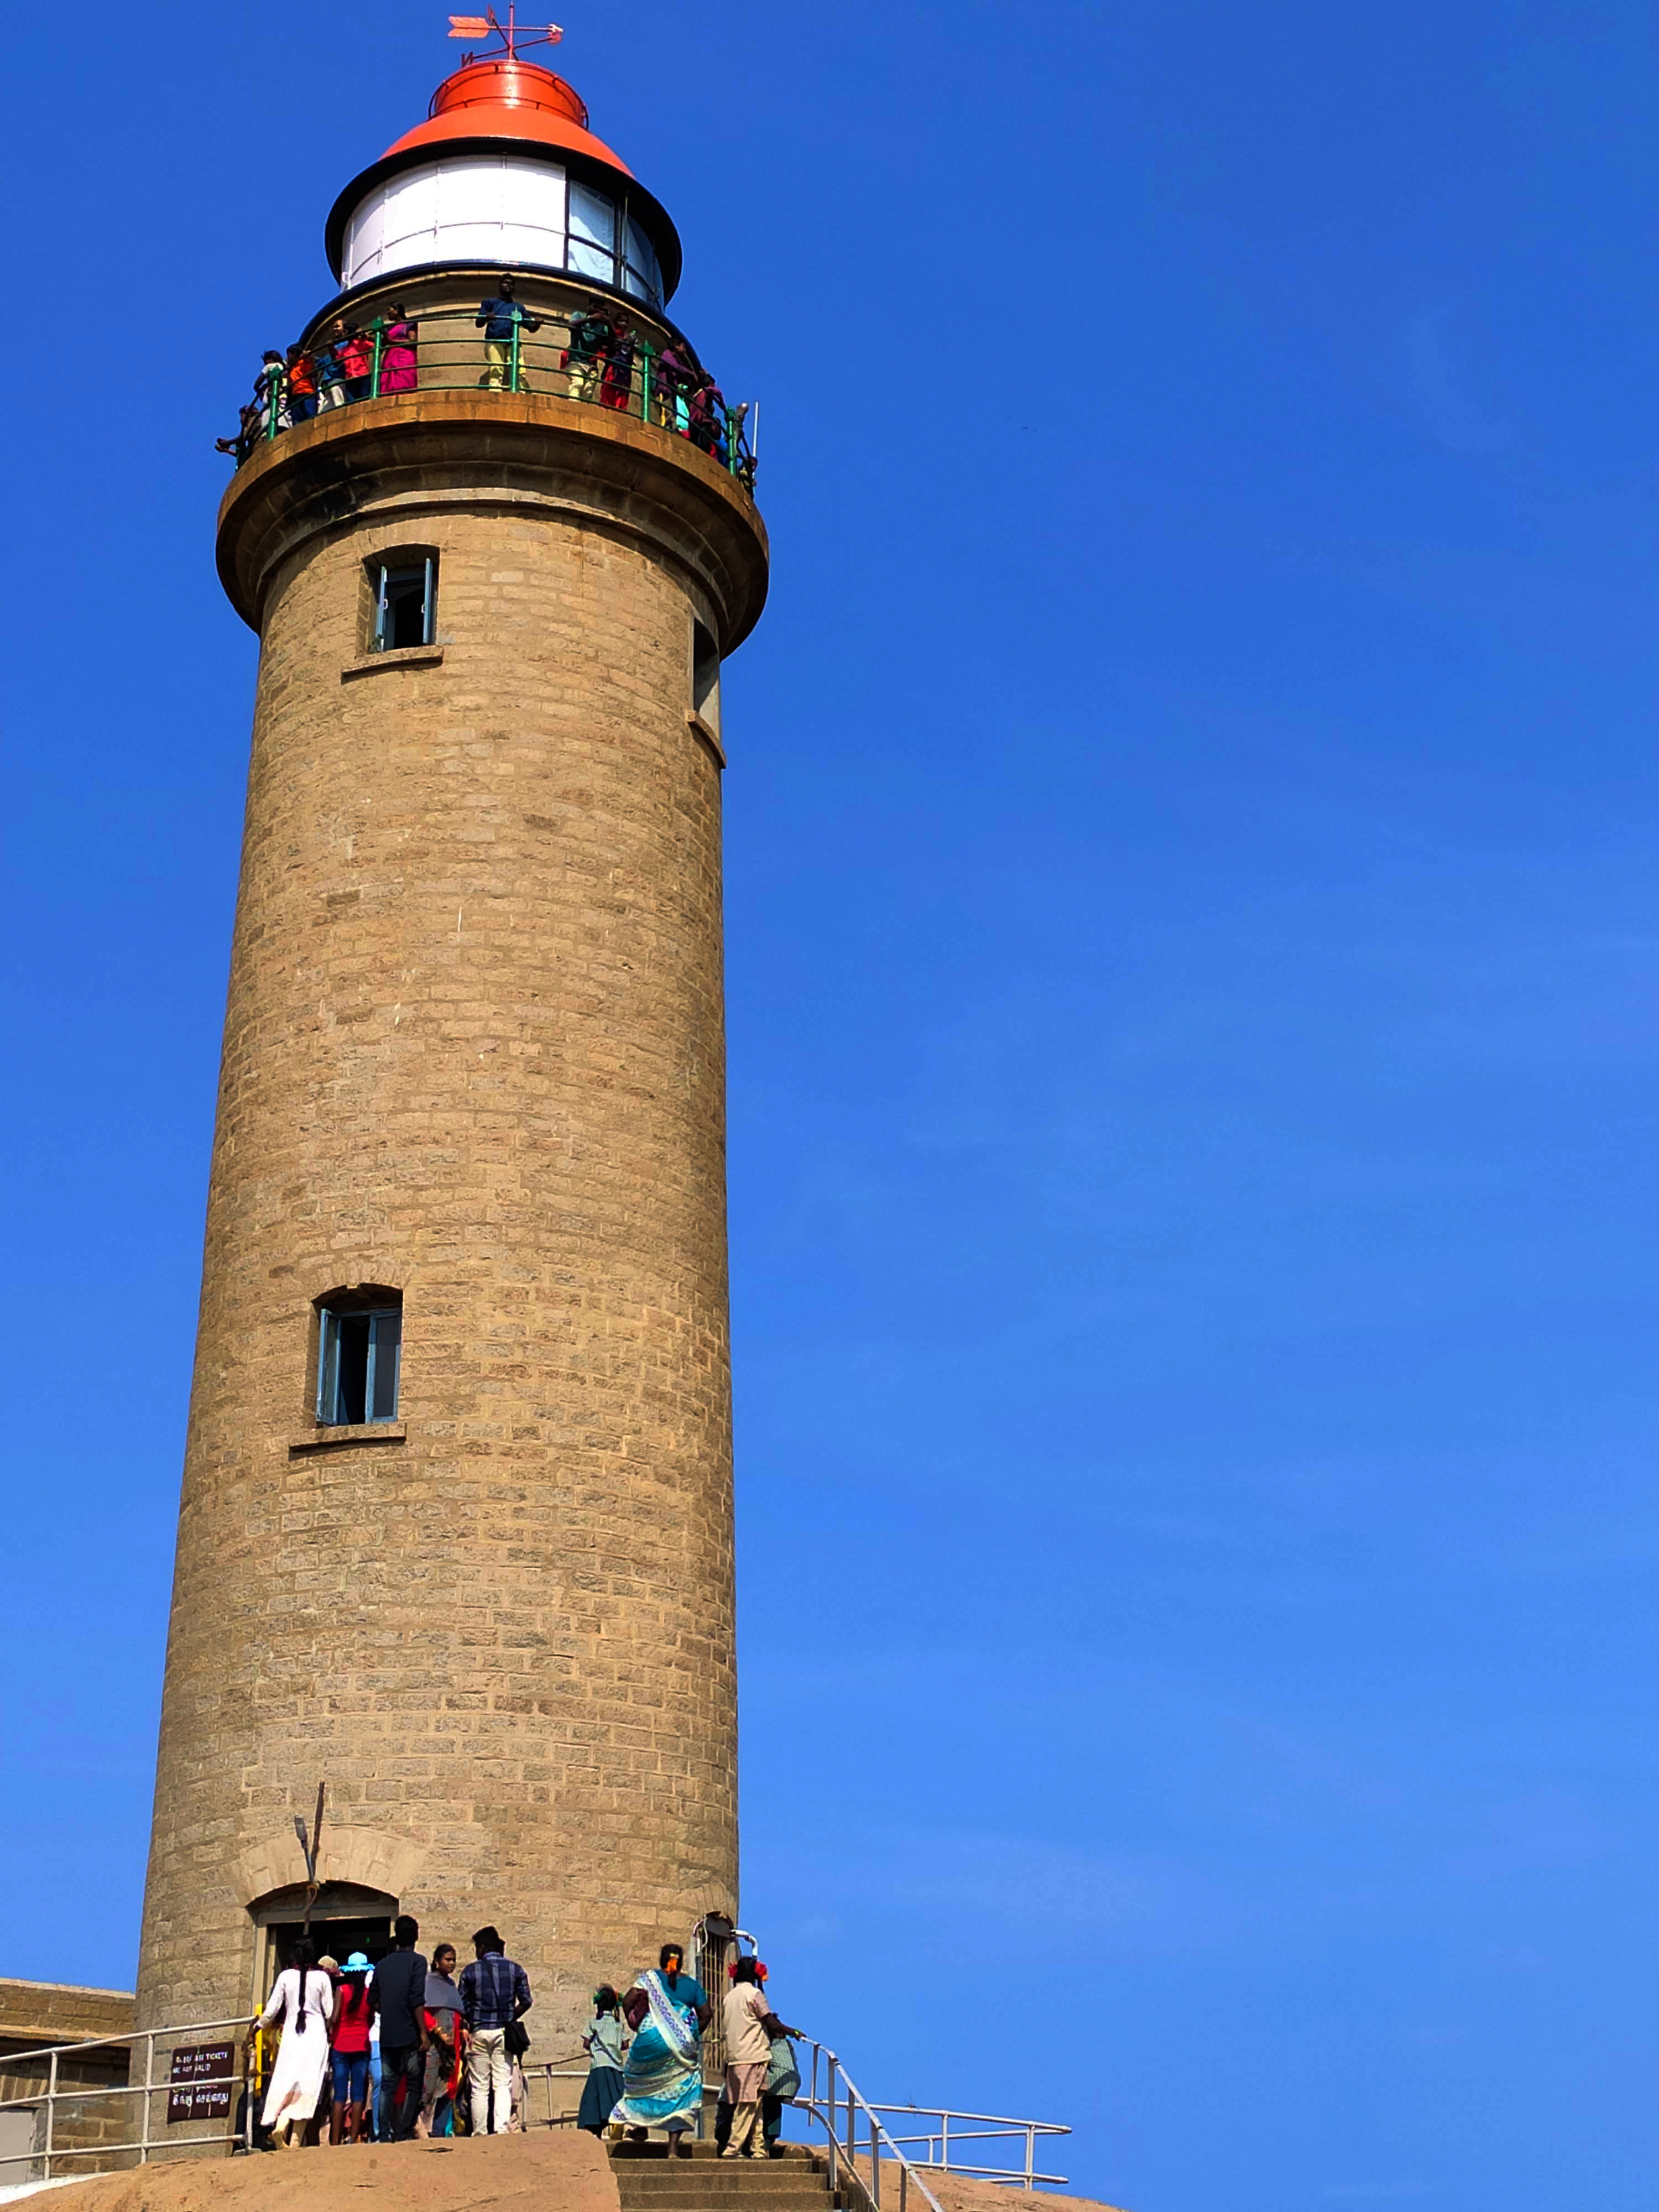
left=317, top=1295, right=402, bottom=1426
left=692, top=620, right=721, bottom=739
left=372, top=558, right=436, bottom=651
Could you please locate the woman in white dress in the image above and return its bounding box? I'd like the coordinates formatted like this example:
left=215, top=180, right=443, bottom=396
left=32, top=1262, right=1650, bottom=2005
left=255, top=1937, right=335, bottom=2146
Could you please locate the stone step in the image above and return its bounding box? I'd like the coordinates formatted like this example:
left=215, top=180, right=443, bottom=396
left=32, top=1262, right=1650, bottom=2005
left=614, top=2194, right=840, bottom=2212
left=615, top=2199, right=838, bottom=2210
left=615, top=2176, right=830, bottom=2199
left=616, top=2177, right=828, bottom=2195
left=612, top=2142, right=817, bottom=2161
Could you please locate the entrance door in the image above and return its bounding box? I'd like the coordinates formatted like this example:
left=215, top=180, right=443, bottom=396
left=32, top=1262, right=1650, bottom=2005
left=250, top=1883, right=399, bottom=2012
left=272, top=1917, right=398, bottom=1975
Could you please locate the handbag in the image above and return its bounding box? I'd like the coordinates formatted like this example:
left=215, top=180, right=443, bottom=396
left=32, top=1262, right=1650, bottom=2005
left=504, top=2020, right=530, bottom=2060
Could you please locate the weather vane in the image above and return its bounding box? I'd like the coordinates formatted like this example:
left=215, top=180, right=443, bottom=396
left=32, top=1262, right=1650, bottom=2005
left=447, top=4, right=564, bottom=62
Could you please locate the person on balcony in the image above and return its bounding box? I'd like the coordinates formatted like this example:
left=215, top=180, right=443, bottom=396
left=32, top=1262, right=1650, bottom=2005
left=653, top=341, right=696, bottom=435
left=318, top=319, right=351, bottom=410
left=379, top=307, right=419, bottom=394
left=255, top=351, right=288, bottom=434
left=601, top=317, right=637, bottom=411
left=476, top=275, right=541, bottom=392
left=562, top=299, right=613, bottom=404
left=687, top=376, right=728, bottom=465
left=338, top=325, right=375, bottom=402
left=612, top=1942, right=709, bottom=2156
left=285, top=343, right=319, bottom=423
left=215, top=399, right=263, bottom=464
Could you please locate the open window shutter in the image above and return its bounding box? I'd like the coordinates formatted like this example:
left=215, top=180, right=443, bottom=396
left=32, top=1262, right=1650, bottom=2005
left=317, top=1311, right=338, bottom=1423
left=422, top=557, right=435, bottom=646
left=374, top=567, right=390, bottom=650
left=370, top=1310, right=401, bottom=1421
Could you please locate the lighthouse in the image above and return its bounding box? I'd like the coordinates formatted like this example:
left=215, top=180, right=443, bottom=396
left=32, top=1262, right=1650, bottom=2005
left=135, top=21, right=768, bottom=2048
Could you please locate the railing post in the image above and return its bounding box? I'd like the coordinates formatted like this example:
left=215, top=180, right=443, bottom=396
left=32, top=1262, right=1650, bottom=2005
left=510, top=317, right=521, bottom=395
left=871, top=2117, right=881, bottom=2208
left=639, top=340, right=653, bottom=422
left=940, top=2111, right=948, bottom=2173
left=725, top=406, right=738, bottom=474
left=141, top=2033, right=154, bottom=2164
left=826, top=2058, right=838, bottom=2194
left=265, top=372, right=282, bottom=442
left=1024, top=2123, right=1035, bottom=2190
left=371, top=319, right=385, bottom=399
left=44, top=2047, right=58, bottom=2180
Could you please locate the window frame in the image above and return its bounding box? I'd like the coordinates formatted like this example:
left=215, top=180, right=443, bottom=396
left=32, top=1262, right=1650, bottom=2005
left=316, top=1301, right=403, bottom=1427
left=371, top=556, right=436, bottom=652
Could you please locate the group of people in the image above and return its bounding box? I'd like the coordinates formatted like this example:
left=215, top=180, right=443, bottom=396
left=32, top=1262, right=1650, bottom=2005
left=585, top=1944, right=801, bottom=2161
left=251, top=1926, right=801, bottom=2161
left=217, top=275, right=748, bottom=480
left=251, top=1918, right=530, bottom=2149
left=217, top=309, right=419, bottom=460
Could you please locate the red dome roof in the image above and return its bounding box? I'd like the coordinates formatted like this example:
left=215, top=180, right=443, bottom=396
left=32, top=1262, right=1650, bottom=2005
left=382, top=56, right=633, bottom=175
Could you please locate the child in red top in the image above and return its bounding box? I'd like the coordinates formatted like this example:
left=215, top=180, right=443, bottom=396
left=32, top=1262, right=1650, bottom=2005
left=329, top=1956, right=377, bottom=2143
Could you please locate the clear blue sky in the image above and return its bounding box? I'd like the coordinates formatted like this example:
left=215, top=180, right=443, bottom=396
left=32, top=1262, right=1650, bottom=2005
left=4, top=3, right=1659, bottom=2207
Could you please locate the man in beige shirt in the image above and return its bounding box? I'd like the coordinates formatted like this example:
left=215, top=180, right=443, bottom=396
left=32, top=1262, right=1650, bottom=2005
left=719, top=1958, right=796, bottom=2158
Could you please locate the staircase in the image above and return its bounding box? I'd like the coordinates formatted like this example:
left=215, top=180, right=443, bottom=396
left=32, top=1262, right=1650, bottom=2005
left=611, top=2137, right=846, bottom=2212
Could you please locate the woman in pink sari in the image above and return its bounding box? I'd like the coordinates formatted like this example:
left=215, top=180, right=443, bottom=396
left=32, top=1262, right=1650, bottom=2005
left=379, top=305, right=419, bottom=394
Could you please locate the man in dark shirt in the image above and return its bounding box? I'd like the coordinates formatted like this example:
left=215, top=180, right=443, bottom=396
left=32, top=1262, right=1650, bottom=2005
left=476, top=274, right=541, bottom=392
left=372, top=1916, right=429, bottom=2141
left=459, top=1924, right=532, bottom=2135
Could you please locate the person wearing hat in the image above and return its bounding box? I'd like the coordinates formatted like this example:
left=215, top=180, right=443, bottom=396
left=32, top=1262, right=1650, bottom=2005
left=328, top=1953, right=377, bottom=2143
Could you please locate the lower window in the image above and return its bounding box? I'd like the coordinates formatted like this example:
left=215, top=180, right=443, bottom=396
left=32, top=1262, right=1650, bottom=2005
left=317, top=1302, right=401, bottom=1425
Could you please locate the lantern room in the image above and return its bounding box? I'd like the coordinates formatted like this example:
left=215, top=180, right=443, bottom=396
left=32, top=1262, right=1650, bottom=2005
left=324, top=54, right=682, bottom=307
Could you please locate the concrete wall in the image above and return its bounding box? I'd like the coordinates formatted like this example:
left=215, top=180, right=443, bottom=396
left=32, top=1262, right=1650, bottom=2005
left=0, top=1979, right=138, bottom=2180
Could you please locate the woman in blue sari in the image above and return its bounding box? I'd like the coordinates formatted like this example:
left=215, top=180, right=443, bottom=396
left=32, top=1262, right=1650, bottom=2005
left=612, top=1944, right=712, bottom=2155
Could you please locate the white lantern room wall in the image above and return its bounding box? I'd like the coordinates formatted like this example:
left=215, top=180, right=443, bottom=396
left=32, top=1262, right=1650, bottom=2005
left=341, top=154, right=664, bottom=305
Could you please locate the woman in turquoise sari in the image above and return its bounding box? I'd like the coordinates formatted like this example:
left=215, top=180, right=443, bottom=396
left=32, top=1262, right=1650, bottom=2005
left=612, top=1944, right=712, bottom=2155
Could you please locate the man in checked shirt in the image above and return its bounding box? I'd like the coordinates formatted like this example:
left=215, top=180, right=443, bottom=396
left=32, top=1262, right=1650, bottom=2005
left=459, top=1924, right=533, bottom=2135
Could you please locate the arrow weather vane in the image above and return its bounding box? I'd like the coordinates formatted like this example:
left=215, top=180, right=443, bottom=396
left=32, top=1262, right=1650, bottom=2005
left=447, top=5, right=564, bottom=61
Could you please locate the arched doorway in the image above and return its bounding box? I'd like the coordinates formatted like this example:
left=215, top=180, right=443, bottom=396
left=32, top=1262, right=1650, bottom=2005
left=249, top=1884, right=400, bottom=2005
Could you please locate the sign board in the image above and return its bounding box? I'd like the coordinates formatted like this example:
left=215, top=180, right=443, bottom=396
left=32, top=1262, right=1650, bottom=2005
left=166, top=2042, right=234, bottom=2125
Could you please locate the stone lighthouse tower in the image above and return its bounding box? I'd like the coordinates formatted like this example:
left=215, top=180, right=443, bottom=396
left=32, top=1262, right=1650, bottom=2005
left=136, top=25, right=767, bottom=2046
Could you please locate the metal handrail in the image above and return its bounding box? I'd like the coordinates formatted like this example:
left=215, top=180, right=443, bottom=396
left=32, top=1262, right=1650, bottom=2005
left=862, top=2104, right=1072, bottom=2189
left=0, top=2016, right=254, bottom=2180
left=222, top=311, right=757, bottom=492
left=0, top=2020, right=1067, bottom=2192
left=789, top=2044, right=1069, bottom=2197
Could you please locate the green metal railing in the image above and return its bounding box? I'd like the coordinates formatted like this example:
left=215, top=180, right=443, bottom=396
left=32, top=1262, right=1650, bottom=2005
left=227, top=310, right=755, bottom=491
